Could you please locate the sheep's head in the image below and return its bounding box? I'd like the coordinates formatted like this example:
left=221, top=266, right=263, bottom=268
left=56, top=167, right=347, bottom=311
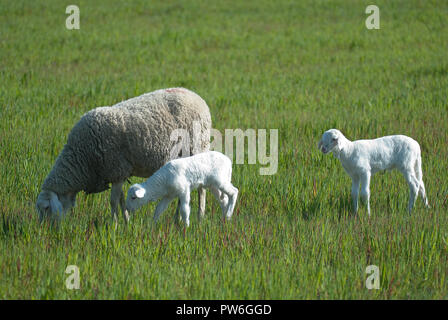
left=126, top=184, right=147, bottom=213
left=36, top=190, right=75, bottom=222
left=318, top=129, right=344, bottom=154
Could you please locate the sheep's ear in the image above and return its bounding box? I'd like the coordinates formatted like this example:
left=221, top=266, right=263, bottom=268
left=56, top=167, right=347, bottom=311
left=49, top=191, right=63, bottom=215
left=318, top=140, right=323, bottom=150
left=135, top=188, right=146, bottom=199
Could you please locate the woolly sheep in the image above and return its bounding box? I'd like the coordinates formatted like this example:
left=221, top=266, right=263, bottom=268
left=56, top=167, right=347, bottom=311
left=126, top=151, right=238, bottom=227
left=318, top=129, right=430, bottom=216
left=36, top=88, right=211, bottom=223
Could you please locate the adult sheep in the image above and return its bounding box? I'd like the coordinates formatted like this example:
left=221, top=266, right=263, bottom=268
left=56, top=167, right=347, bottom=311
left=36, top=87, right=212, bottom=223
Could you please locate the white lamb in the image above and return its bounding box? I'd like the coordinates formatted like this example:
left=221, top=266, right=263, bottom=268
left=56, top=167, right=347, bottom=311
left=318, top=129, right=430, bottom=215
left=126, top=151, right=238, bottom=226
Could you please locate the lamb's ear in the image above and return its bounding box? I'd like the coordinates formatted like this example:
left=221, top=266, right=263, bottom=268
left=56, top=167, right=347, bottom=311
left=49, top=191, right=63, bottom=215
left=135, top=188, right=146, bottom=199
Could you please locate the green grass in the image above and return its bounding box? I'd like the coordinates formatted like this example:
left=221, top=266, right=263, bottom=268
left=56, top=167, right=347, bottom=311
left=1, top=0, right=448, bottom=299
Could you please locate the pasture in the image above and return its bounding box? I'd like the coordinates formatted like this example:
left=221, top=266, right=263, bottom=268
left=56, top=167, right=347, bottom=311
left=0, top=0, right=447, bottom=299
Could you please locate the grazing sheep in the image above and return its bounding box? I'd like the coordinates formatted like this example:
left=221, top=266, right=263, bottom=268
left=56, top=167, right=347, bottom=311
left=318, top=129, right=430, bottom=215
left=36, top=88, right=211, bottom=223
left=126, top=151, right=238, bottom=227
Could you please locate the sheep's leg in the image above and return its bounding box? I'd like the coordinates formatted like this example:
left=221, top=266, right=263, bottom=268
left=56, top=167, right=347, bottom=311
left=119, top=185, right=130, bottom=223
left=153, top=197, right=173, bottom=223
left=360, top=172, right=371, bottom=217
left=179, top=191, right=191, bottom=227
left=111, top=181, right=129, bottom=224
left=110, top=182, right=123, bottom=223
left=351, top=176, right=360, bottom=214
left=220, top=184, right=238, bottom=220
left=198, top=186, right=206, bottom=220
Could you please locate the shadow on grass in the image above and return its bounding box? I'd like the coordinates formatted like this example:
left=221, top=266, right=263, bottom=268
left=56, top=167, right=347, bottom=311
left=0, top=210, right=26, bottom=239
left=335, top=194, right=357, bottom=220
left=300, top=197, right=321, bottom=220
left=300, top=193, right=357, bottom=221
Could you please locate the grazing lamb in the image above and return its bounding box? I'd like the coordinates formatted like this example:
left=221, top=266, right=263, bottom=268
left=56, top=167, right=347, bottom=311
left=318, top=129, right=429, bottom=216
left=36, top=88, right=211, bottom=223
left=126, top=151, right=238, bottom=227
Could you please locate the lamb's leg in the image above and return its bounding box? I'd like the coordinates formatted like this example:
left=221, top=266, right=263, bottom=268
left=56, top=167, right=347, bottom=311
left=220, top=183, right=238, bottom=220
left=351, top=176, right=360, bottom=214
left=419, top=180, right=430, bottom=208
left=179, top=191, right=191, bottom=227
left=403, top=170, right=419, bottom=214
left=174, top=199, right=182, bottom=223
left=221, top=193, right=229, bottom=213
left=153, top=197, right=173, bottom=223
left=198, top=186, right=206, bottom=220
left=415, top=156, right=430, bottom=208
left=210, top=187, right=227, bottom=216
left=360, top=172, right=371, bottom=217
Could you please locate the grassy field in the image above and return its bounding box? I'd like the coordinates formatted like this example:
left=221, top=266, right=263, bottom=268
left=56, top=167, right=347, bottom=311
left=1, top=0, right=447, bottom=299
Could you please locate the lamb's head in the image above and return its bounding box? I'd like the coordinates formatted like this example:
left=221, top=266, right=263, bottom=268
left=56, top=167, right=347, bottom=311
left=318, top=129, right=345, bottom=154
left=36, top=190, right=76, bottom=222
left=126, top=184, right=148, bottom=213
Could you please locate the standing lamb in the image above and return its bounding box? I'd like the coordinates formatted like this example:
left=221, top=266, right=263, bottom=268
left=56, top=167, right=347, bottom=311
left=36, top=88, right=211, bottom=223
left=318, top=129, right=430, bottom=216
left=125, top=151, right=238, bottom=227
